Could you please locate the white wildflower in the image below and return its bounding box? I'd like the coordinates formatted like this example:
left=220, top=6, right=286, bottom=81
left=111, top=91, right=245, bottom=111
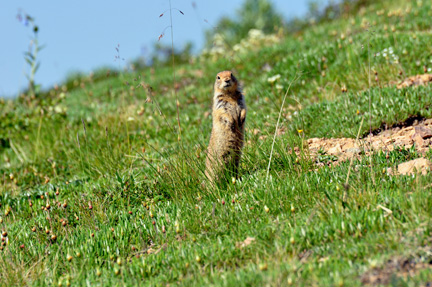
left=267, top=74, right=281, bottom=83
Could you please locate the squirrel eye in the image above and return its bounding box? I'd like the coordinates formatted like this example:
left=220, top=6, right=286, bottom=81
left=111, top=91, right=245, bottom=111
left=217, top=76, right=220, bottom=79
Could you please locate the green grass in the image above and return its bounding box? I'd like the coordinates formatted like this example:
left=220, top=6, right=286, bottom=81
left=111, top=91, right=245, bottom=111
left=1, top=0, right=432, bottom=286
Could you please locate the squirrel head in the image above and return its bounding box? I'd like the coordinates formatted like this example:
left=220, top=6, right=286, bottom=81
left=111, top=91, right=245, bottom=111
left=214, top=71, right=238, bottom=94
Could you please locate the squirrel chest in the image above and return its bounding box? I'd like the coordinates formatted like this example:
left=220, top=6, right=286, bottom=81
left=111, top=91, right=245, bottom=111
left=213, top=94, right=245, bottom=131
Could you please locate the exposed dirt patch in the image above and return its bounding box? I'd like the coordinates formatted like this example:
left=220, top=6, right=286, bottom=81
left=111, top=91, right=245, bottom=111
left=396, top=74, right=432, bottom=89
left=306, top=119, right=432, bottom=166
left=396, top=157, right=432, bottom=175
left=368, top=115, right=427, bottom=137
left=361, top=256, right=432, bottom=286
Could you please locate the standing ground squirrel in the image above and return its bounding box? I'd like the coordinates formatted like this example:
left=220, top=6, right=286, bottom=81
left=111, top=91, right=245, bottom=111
left=205, top=71, right=247, bottom=182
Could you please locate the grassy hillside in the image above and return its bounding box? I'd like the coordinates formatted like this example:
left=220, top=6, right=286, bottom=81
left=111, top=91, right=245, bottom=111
left=1, top=0, right=432, bottom=286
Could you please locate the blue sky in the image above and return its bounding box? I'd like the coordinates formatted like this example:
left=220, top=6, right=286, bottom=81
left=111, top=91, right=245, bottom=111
left=0, top=0, right=317, bottom=98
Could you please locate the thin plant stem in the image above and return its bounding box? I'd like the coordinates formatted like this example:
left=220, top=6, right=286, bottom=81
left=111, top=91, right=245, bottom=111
left=169, top=0, right=182, bottom=142
left=344, top=117, right=364, bottom=198
left=266, top=74, right=300, bottom=183
left=35, top=112, right=43, bottom=161
left=367, top=26, right=376, bottom=185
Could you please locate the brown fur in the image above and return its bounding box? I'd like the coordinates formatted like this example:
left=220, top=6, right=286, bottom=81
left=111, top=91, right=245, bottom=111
left=205, top=71, right=246, bottom=182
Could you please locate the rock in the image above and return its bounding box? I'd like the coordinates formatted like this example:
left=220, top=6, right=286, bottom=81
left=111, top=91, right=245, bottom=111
left=328, top=144, right=342, bottom=155
left=412, top=134, right=426, bottom=147
left=236, top=237, right=255, bottom=248
left=346, top=147, right=361, bottom=154
left=412, top=126, right=432, bottom=139
left=397, top=158, right=432, bottom=175
left=341, top=140, right=356, bottom=149
left=411, top=127, right=432, bottom=147
left=380, top=130, right=394, bottom=137
left=386, top=167, right=394, bottom=175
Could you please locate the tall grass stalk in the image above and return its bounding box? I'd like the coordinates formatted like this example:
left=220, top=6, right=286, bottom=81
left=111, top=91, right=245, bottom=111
left=266, top=74, right=299, bottom=183
left=367, top=26, right=376, bottom=185
left=169, top=0, right=182, bottom=142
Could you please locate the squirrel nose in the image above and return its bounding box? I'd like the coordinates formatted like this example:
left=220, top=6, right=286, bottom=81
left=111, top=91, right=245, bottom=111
left=224, top=79, right=230, bottom=83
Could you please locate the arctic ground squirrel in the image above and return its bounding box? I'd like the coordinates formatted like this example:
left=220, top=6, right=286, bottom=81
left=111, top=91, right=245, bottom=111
left=205, top=71, right=246, bottom=182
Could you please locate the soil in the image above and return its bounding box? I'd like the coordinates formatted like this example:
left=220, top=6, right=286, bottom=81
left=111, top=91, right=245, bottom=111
left=298, top=74, right=432, bottom=167
left=306, top=118, right=432, bottom=167
left=395, top=73, right=432, bottom=89
left=361, top=256, right=432, bottom=286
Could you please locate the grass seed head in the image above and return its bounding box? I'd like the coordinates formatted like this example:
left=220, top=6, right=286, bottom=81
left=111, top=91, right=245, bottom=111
left=341, top=85, right=347, bottom=93
left=259, top=263, right=268, bottom=271
left=287, top=277, right=293, bottom=285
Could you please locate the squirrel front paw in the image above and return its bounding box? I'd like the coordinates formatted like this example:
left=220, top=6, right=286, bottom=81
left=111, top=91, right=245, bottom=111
left=240, top=109, right=246, bottom=125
